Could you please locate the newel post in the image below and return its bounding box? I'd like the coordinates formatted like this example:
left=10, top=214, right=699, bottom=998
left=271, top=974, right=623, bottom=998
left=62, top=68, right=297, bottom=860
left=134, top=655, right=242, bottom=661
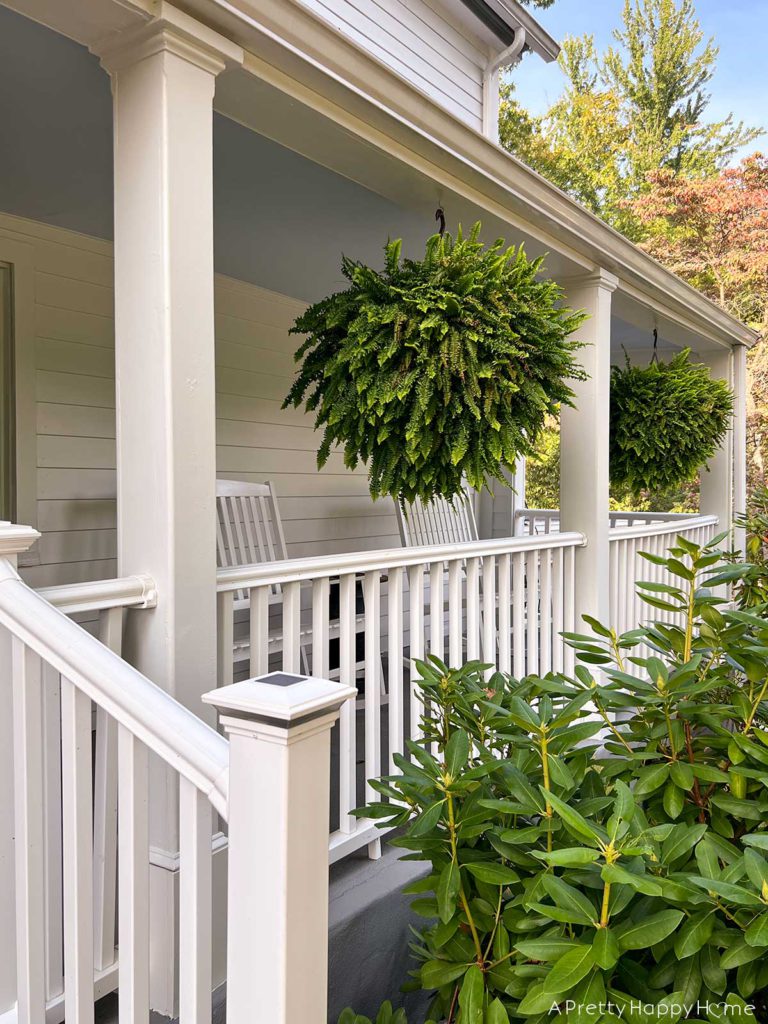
left=203, top=672, right=356, bottom=1024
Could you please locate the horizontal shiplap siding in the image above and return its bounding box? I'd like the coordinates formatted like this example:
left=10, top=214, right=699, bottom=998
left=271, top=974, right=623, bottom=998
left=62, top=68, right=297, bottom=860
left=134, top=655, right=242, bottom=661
left=214, top=276, right=401, bottom=558
left=1, top=213, right=399, bottom=588
left=298, top=0, right=490, bottom=130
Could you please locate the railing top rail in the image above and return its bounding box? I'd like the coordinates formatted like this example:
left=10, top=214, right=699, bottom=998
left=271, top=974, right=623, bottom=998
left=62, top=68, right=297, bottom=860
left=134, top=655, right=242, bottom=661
left=216, top=531, right=587, bottom=592
left=608, top=513, right=719, bottom=543
left=0, top=560, right=229, bottom=818
left=36, top=573, right=158, bottom=615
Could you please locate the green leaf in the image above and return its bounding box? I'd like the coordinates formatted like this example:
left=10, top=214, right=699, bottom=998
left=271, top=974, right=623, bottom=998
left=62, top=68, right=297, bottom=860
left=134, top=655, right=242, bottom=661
left=463, top=862, right=519, bottom=885
left=674, top=910, right=715, bottom=959
left=592, top=927, right=620, bottom=969
left=633, top=762, right=671, bottom=796
left=445, top=730, right=470, bottom=778
left=436, top=861, right=461, bottom=924
left=663, top=780, right=685, bottom=819
left=602, top=863, right=662, bottom=895
left=541, top=874, right=598, bottom=925
left=720, top=938, right=764, bottom=969
left=486, top=998, right=509, bottom=1024
left=617, top=910, right=684, bottom=950
left=515, top=938, right=575, bottom=962
left=459, top=965, right=484, bottom=1024
left=517, top=983, right=556, bottom=1016
left=532, top=848, right=600, bottom=866
left=421, top=959, right=468, bottom=990
left=745, top=913, right=768, bottom=947
left=543, top=789, right=604, bottom=845
left=542, top=946, right=595, bottom=996
left=409, top=801, right=445, bottom=837
left=661, top=823, right=707, bottom=865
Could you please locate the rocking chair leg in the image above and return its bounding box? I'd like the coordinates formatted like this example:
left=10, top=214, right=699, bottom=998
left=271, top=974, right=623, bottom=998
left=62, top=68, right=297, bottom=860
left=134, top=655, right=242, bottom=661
left=367, top=837, right=382, bottom=861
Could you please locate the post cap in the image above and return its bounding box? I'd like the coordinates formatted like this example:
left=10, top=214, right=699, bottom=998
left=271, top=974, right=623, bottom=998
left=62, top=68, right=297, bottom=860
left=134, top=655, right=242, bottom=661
left=202, top=672, right=357, bottom=729
left=0, top=522, right=41, bottom=558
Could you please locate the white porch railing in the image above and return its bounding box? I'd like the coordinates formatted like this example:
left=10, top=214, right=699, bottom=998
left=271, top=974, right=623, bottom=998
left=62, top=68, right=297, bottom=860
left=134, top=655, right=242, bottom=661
left=609, top=513, right=719, bottom=637
left=216, top=531, right=586, bottom=862
left=514, top=507, right=696, bottom=536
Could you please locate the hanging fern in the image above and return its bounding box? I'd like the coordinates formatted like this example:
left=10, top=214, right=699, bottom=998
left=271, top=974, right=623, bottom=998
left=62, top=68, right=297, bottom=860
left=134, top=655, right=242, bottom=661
left=610, top=348, right=733, bottom=495
left=283, top=225, right=587, bottom=505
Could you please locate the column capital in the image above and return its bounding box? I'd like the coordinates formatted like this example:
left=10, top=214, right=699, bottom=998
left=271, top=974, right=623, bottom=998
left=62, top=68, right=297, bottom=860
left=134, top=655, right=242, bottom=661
left=562, top=268, right=620, bottom=295
left=203, top=672, right=357, bottom=745
left=92, top=2, right=243, bottom=77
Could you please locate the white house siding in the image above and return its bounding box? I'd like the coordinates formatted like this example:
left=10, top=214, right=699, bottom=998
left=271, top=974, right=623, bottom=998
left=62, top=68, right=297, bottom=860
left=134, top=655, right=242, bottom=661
left=297, top=0, right=491, bottom=131
left=0, top=213, right=400, bottom=589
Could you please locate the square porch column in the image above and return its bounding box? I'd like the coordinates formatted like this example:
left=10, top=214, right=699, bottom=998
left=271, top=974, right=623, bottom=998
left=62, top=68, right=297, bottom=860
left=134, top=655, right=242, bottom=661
left=559, top=270, right=618, bottom=625
left=95, top=8, right=242, bottom=1016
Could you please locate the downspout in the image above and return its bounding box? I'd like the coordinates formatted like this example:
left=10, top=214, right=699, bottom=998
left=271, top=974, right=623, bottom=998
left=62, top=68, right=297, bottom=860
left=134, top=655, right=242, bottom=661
left=482, top=27, right=526, bottom=142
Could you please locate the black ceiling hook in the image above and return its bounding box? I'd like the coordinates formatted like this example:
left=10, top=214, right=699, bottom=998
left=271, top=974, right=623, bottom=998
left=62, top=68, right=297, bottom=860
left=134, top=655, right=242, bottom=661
left=435, top=207, right=446, bottom=236
left=651, top=328, right=659, bottom=364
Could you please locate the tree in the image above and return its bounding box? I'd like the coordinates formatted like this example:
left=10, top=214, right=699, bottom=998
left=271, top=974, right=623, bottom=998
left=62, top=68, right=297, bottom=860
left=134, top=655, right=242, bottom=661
left=630, top=155, right=768, bottom=489
left=501, top=0, right=759, bottom=236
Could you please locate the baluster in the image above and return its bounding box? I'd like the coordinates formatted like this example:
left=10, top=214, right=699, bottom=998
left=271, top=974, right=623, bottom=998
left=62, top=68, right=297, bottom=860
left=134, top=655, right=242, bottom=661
left=216, top=590, right=234, bottom=687
left=282, top=581, right=301, bottom=673
left=12, top=639, right=47, bottom=1024
left=312, top=577, right=330, bottom=679
left=512, top=551, right=526, bottom=679
left=609, top=537, right=619, bottom=634
left=388, top=568, right=404, bottom=773
left=564, top=546, right=576, bottom=675
left=249, top=586, right=269, bottom=677
left=118, top=726, right=150, bottom=1024
left=465, top=557, right=480, bottom=662
left=551, top=547, right=564, bottom=674
left=526, top=549, right=540, bottom=676
left=620, top=538, right=629, bottom=636
left=448, top=559, right=462, bottom=666
left=363, top=571, right=381, bottom=802
left=481, top=555, right=496, bottom=678
left=61, top=677, right=94, bottom=1024
left=93, top=607, right=122, bottom=974
left=408, top=564, right=425, bottom=739
left=429, top=561, right=445, bottom=662
left=338, top=574, right=357, bottom=834
left=539, top=548, right=553, bottom=674
left=42, top=660, right=64, bottom=1001
left=498, top=553, right=511, bottom=673
left=179, top=778, right=212, bottom=1024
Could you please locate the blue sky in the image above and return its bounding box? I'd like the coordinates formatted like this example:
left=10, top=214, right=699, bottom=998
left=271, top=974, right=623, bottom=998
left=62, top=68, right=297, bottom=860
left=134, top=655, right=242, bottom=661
left=509, top=0, right=767, bottom=161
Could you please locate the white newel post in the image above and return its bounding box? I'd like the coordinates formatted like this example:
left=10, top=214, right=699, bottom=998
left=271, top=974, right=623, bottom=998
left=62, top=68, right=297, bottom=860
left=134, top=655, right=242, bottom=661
left=203, top=673, right=357, bottom=1024
left=560, top=270, right=617, bottom=625
left=95, top=8, right=242, bottom=1015
left=0, top=524, right=41, bottom=1018
left=699, top=346, right=736, bottom=538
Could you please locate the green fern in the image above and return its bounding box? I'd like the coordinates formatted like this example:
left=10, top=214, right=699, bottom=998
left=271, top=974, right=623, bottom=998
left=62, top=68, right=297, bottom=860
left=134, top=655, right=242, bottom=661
left=284, top=224, right=587, bottom=504
left=610, top=348, right=733, bottom=494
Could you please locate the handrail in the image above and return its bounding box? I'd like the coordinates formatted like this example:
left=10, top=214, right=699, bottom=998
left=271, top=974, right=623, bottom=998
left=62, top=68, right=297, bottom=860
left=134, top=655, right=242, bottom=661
left=515, top=508, right=696, bottom=523
left=0, top=559, right=229, bottom=818
left=37, top=573, right=158, bottom=615
left=216, top=531, right=587, bottom=591
left=608, top=513, right=719, bottom=543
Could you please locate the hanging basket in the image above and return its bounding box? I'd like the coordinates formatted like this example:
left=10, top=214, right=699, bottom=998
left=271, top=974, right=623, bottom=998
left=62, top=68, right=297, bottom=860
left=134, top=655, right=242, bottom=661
left=609, top=347, right=733, bottom=495
left=283, top=223, right=587, bottom=505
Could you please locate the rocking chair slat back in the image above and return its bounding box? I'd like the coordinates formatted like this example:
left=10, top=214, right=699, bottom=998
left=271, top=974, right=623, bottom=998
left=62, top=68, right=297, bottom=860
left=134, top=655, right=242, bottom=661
left=396, top=486, right=478, bottom=548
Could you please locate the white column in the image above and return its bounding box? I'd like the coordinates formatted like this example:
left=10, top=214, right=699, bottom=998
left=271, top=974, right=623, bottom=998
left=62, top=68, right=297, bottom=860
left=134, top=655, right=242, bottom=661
left=560, top=270, right=617, bottom=625
left=733, top=344, right=748, bottom=554
left=96, top=10, right=241, bottom=1015
left=203, top=672, right=356, bottom=1024
left=699, top=347, right=736, bottom=537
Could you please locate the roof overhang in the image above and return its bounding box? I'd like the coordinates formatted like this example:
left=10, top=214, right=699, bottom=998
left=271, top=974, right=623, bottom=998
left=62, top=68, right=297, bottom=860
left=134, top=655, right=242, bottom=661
left=460, top=0, right=560, bottom=62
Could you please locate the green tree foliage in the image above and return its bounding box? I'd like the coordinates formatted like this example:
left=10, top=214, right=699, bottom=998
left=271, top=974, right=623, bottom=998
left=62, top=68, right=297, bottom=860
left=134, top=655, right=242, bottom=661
left=354, top=538, right=768, bottom=1021
left=610, top=349, right=733, bottom=494
left=284, top=227, right=586, bottom=505
left=500, top=0, right=759, bottom=237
